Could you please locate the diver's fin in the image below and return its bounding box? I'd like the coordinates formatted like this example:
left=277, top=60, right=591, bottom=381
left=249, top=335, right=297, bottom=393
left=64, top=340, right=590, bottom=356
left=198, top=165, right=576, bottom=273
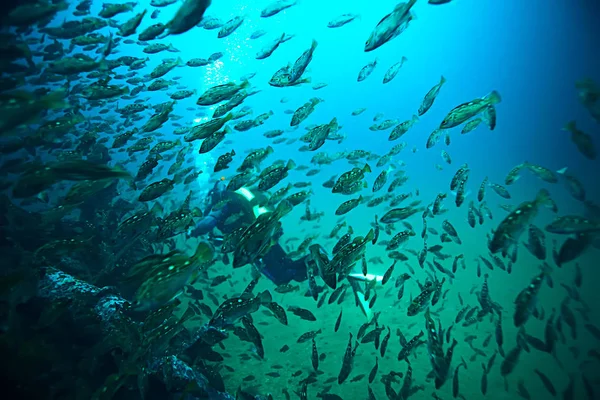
left=353, top=289, right=373, bottom=323
left=347, top=273, right=385, bottom=323
left=347, top=273, right=384, bottom=283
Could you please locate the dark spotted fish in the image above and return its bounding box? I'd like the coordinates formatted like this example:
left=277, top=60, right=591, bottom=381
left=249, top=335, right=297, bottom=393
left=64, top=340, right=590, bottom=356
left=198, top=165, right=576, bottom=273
left=209, top=290, right=272, bottom=328
left=311, top=338, right=319, bottom=371
left=338, top=333, right=358, bottom=384
left=500, top=345, right=522, bottom=377
left=489, top=189, right=556, bottom=254
left=334, top=309, right=343, bottom=332
left=288, top=306, right=316, bottom=321
left=534, top=369, right=556, bottom=396
left=265, top=301, right=288, bottom=325
left=480, top=363, right=488, bottom=395
left=545, top=215, right=600, bottom=235
left=297, top=329, right=322, bottom=343
left=452, top=360, right=466, bottom=398
left=382, top=260, right=397, bottom=285
left=380, top=327, right=391, bottom=357
left=524, top=224, right=546, bottom=260
left=513, top=265, right=552, bottom=327
left=368, top=357, right=378, bottom=384
left=407, top=282, right=434, bottom=316
left=242, top=316, right=264, bottom=358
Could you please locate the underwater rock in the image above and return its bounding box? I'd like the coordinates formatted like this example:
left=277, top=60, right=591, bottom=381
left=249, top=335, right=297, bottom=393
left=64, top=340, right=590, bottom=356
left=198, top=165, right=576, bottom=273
left=37, top=267, right=234, bottom=399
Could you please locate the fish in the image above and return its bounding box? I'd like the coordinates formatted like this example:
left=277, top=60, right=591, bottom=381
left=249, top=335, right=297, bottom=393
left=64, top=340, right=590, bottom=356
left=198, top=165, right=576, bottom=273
left=500, top=345, right=522, bottom=377
left=524, top=224, right=546, bottom=260
left=489, top=189, right=556, bottom=254
left=545, top=215, right=600, bottom=234
left=260, top=0, right=297, bottom=18
left=338, top=333, right=358, bottom=384
left=334, top=310, right=343, bottom=332
left=383, top=57, right=408, bottom=84
left=440, top=91, right=502, bottom=129
left=288, top=306, right=317, bottom=321
left=335, top=195, right=363, bottom=215
left=368, top=358, right=379, bottom=384
left=242, top=316, right=264, bottom=358
left=562, top=121, right=596, bottom=160
left=289, top=39, right=318, bottom=83
left=209, top=290, right=272, bottom=328
left=296, top=329, right=322, bottom=344
left=452, top=361, right=466, bottom=398
left=365, top=0, right=417, bottom=52
left=311, top=338, right=319, bottom=370
left=127, top=242, right=214, bottom=311
left=419, top=76, right=447, bottom=116
left=328, top=13, right=360, bottom=28
left=534, top=369, right=557, bottom=396
left=264, top=301, right=288, bottom=325
left=358, top=59, right=378, bottom=82
left=513, top=264, right=552, bottom=327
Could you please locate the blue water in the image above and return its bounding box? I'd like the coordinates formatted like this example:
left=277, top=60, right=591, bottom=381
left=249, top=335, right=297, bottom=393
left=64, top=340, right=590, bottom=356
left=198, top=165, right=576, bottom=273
left=100, top=0, right=600, bottom=207
left=6, top=0, right=600, bottom=399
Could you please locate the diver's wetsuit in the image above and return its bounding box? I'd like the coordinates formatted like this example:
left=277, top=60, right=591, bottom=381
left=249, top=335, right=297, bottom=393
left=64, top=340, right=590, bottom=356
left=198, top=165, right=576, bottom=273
left=189, top=182, right=308, bottom=285
left=190, top=183, right=379, bottom=320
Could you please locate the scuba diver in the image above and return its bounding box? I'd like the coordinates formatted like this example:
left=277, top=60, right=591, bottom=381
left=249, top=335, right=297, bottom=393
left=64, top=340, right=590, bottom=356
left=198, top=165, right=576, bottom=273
left=188, top=181, right=383, bottom=321
left=187, top=181, right=308, bottom=285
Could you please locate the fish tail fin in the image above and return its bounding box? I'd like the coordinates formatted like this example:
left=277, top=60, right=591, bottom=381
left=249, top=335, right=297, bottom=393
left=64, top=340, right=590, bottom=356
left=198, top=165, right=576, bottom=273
left=311, top=39, right=318, bottom=50
left=440, top=75, right=447, bottom=85
left=193, top=241, right=214, bottom=262
left=150, top=201, right=164, bottom=214
left=258, top=289, right=272, bottom=304
left=40, top=89, right=68, bottom=110
left=275, top=200, right=293, bottom=217
left=535, top=189, right=557, bottom=212
left=286, top=159, right=296, bottom=170
left=556, top=167, right=568, bottom=175
left=535, top=188, right=551, bottom=204
left=412, top=114, right=419, bottom=123
left=347, top=277, right=374, bottom=322
left=363, top=163, right=372, bottom=173
left=485, top=90, right=502, bottom=104
left=540, top=263, right=553, bottom=277
left=562, top=120, right=576, bottom=132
